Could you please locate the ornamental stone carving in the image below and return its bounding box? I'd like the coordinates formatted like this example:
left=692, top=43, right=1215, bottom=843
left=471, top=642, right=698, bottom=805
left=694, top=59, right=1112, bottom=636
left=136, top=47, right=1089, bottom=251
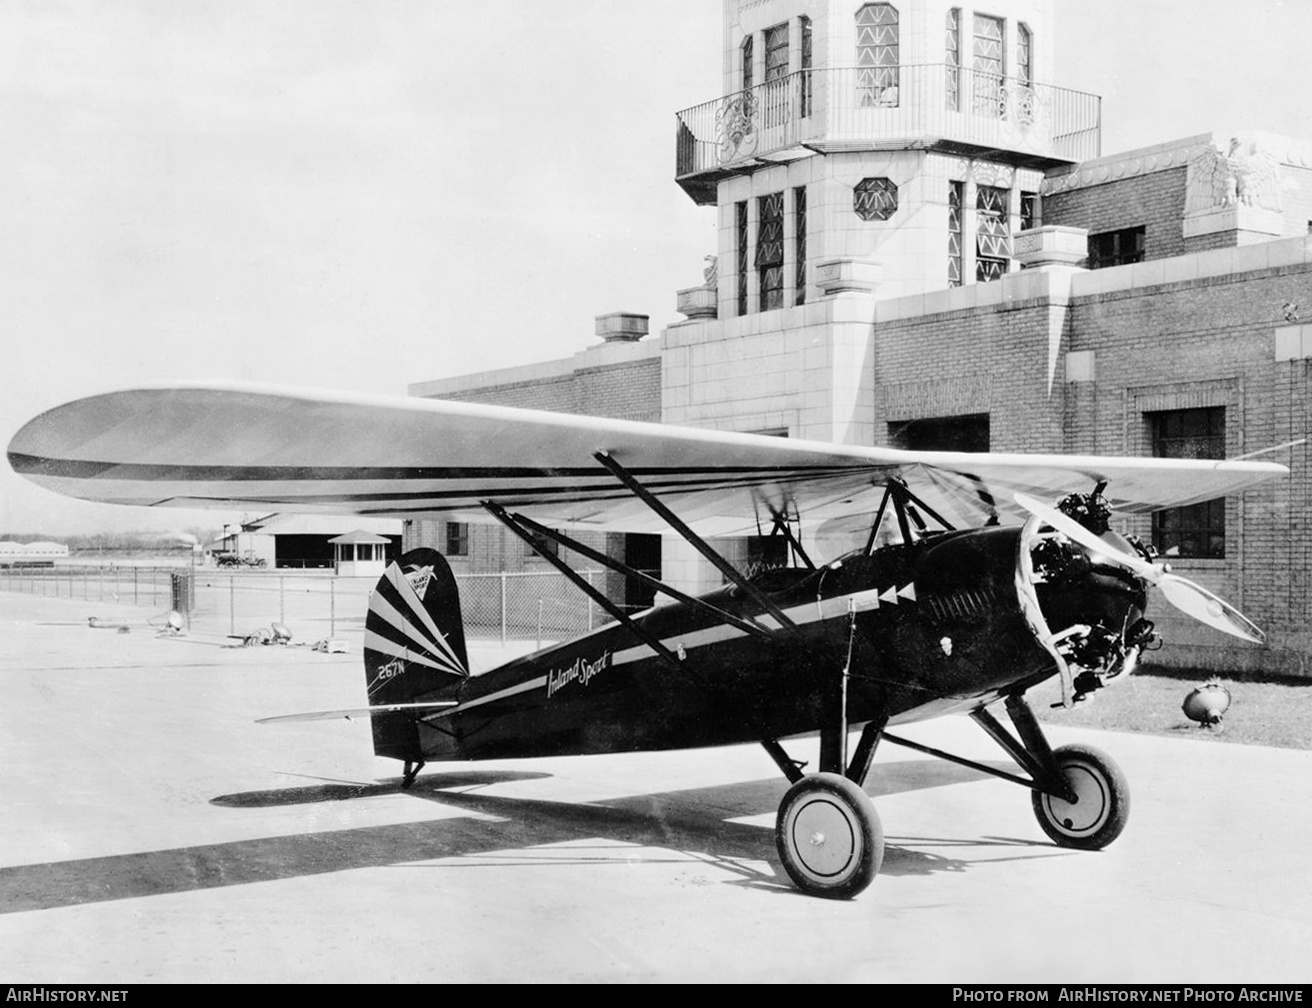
left=1185, top=137, right=1283, bottom=214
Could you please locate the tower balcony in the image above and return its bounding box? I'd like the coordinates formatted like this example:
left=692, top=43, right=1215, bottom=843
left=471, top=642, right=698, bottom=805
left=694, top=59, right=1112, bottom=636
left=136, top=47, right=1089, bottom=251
left=675, top=65, right=1101, bottom=205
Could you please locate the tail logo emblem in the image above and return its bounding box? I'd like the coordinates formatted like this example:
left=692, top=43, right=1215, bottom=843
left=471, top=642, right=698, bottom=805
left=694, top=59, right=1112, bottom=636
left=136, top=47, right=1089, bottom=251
left=404, top=565, right=435, bottom=599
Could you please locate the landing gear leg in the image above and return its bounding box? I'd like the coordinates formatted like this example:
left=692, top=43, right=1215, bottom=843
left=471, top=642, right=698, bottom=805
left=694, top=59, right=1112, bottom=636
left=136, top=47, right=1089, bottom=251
left=765, top=675, right=887, bottom=899
left=401, top=759, right=425, bottom=790
left=985, top=694, right=1130, bottom=850
left=1031, top=743, right=1130, bottom=850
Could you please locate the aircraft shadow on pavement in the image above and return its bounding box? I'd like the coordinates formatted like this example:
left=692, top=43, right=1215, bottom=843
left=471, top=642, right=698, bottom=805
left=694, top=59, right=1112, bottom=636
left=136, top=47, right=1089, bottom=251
left=0, top=759, right=1060, bottom=913
left=209, top=769, right=552, bottom=807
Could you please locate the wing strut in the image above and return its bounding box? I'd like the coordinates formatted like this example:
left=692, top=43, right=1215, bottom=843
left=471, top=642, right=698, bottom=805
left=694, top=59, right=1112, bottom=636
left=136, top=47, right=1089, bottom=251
left=481, top=501, right=684, bottom=671
left=499, top=511, right=783, bottom=643
left=592, top=451, right=799, bottom=632
left=768, top=510, right=815, bottom=570
left=863, top=478, right=957, bottom=554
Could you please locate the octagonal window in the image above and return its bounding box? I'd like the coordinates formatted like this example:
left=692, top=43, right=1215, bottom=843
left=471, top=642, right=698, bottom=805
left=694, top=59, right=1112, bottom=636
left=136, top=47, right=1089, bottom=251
left=854, top=177, right=898, bottom=221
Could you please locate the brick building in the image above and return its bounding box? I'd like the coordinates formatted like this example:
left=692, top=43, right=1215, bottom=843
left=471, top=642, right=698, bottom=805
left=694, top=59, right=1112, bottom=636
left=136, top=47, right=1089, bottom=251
left=407, top=0, right=1312, bottom=675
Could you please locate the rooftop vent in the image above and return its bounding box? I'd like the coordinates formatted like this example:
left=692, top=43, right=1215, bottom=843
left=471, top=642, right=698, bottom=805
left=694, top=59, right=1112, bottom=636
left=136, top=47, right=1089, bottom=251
left=594, top=312, right=649, bottom=343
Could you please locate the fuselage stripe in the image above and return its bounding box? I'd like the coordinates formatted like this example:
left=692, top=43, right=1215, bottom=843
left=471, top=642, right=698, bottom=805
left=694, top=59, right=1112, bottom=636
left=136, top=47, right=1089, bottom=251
left=421, top=584, right=915, bottom=721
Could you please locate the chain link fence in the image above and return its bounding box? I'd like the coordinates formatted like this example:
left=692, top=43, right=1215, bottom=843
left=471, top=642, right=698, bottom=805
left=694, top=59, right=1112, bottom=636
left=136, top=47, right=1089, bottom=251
left=0, top=565, right=609, bottom=646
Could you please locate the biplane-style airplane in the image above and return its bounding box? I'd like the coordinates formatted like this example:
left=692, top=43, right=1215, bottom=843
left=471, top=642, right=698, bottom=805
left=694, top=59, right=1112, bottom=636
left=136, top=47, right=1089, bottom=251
left=8, top=384, right=1287, bottom=898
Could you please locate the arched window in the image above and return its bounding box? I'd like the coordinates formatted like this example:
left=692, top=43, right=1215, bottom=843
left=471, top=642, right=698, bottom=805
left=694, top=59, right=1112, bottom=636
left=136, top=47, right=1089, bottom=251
left=856, top=3, right=899, bottom=107
left=741, top=35, right=754, bottom=93
left=1018, top=23, right=1033, bottom=86
left=763, top=22, right=790, bottom=125
left=764, top=22, right=789, bottom=82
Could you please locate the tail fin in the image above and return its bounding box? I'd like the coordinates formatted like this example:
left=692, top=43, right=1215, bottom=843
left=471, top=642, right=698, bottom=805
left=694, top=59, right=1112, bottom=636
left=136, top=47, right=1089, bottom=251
left=364, top=548, right=468, bottom=761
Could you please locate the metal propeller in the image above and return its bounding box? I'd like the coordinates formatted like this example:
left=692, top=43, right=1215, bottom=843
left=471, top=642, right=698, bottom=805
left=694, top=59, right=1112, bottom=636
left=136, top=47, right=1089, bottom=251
left=1014, top=492, right=1264, bottom=644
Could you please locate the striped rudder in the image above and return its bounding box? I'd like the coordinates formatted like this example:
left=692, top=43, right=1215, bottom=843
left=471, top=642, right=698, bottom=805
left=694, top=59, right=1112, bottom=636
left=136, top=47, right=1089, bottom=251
left=364, top=548, right=468, bottom=760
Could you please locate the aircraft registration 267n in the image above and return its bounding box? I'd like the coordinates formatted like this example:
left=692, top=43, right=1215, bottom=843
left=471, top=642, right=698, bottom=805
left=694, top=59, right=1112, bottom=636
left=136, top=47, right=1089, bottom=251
left=7, top=383, right=1288, bottom=899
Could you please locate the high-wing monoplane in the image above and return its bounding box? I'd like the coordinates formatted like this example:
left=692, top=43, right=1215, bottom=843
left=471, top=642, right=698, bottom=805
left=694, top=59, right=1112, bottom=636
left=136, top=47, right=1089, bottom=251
left=7, top=384, right=1287, bottom=898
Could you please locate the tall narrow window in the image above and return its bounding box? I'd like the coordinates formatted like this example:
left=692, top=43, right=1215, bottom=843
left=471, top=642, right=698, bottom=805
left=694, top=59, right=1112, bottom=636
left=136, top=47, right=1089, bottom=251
left=976, top=185, right=1010, bottom=281
left=794, top=185, right=807, bottom=306
left=741, top=35, right=754, bottom=93
left=1150, top=408, right=1226, bottom=558
left=946, top=8, right=962, bottom=111
left=763, top=22, right=789, bottom=125
left=972, top=13, right=1005, bottom=117
left=736, top=200, right=749, bottom=316
left=799, top=16, right=813, bottom=118
left=764, top=22, right=788, bottom=80
left=1018, top=23, right=1033, bottom=86
left=757, top=191, right=784, bottom=311
left=1021, top=191, right=1039, bottom=231
left=948, top=181, right=963, bottom=287
left=856, top=4, right=899, bottom=107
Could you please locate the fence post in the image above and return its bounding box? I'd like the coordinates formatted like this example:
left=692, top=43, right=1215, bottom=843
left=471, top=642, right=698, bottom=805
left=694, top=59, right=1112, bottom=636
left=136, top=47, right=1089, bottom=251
left=537, top=597, right=543, bottom=650
left=330, top=577, right=336, bottom=636
left=229, top=575, right=235, bottom=636
left=500, top=572, right=507, bottom=646
left=279, top=577, right=285, bottom=624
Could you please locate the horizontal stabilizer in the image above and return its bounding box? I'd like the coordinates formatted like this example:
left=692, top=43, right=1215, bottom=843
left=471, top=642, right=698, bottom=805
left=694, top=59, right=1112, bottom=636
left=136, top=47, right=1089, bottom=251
left=256, top=701, right=458, bottom=724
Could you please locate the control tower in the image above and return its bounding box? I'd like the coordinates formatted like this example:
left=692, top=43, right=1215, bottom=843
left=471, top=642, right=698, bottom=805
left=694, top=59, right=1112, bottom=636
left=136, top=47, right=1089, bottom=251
left=673, top=0, right=1098, bottom=311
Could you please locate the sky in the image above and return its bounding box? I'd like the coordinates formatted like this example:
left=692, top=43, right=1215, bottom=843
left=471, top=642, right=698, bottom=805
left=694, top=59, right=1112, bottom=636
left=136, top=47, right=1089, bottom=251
left=2, top=0, right=1311, bottom=535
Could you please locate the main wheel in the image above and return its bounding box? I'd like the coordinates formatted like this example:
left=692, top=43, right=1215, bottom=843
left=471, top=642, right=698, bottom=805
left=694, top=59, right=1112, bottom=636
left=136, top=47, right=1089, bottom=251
left=775, top=772, right=883, bottom=899
left=1032, top=743, right=1129, bottom=850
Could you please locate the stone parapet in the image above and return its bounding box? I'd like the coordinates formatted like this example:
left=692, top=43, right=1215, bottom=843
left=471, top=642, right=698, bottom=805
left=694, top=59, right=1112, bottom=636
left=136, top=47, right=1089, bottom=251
left=814, top=258, right=880, bottom=296
left=1014, top=225, right=1090, bottom=269
left=1186, top=204, right=1285, bottom=241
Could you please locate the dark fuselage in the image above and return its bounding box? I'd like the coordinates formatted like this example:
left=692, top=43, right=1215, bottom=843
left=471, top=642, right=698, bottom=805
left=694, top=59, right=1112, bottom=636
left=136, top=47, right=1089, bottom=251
left=403, top=526, right=1144, bottom=763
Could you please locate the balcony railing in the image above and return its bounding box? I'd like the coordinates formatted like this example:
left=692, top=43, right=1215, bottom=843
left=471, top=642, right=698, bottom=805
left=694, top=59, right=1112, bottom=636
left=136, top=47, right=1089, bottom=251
left=676, top=64, right=1100, bottom=183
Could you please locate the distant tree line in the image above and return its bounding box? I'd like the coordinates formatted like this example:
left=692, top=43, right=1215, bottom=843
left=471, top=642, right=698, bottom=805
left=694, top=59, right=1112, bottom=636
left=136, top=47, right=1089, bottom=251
left=0, top=528, right=220, bottom=552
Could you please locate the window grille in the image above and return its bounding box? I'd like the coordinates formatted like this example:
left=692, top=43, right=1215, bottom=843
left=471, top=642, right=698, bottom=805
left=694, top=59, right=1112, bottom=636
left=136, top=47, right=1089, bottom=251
left=856, top=4, right=900, bottom=107
left=756, top=192, right=785, bottom=311
left=1149, top=407, right=1226, bottom=558
left=976, top=185, right=1010, bottom=281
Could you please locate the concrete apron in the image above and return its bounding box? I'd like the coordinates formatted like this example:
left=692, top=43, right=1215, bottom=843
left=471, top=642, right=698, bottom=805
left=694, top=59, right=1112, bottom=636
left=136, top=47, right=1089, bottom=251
left=0, top=592, right=1309, bottom=983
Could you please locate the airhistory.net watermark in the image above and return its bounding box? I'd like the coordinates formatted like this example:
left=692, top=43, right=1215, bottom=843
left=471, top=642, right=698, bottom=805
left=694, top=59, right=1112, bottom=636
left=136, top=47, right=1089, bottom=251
left=951, top=990, right=1305, bottom=1003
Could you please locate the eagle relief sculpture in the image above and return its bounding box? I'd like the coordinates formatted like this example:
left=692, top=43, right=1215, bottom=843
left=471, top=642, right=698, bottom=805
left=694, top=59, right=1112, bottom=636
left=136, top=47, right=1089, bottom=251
left=1185, top=136, right=1283, bottom=214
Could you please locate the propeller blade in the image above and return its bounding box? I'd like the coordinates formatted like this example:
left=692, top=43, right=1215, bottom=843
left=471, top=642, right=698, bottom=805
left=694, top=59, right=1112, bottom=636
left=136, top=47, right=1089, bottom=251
left=1157, top=574, right=1265, bottom=643
left=1014, top=492, right=1265, bottom=644
left=1013, top=492, right=1158, bottom=581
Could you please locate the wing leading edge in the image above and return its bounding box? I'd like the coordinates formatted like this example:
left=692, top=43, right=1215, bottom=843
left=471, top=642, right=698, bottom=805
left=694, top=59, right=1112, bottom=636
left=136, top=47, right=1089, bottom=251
left=8, top=383, right=1287, bottom=535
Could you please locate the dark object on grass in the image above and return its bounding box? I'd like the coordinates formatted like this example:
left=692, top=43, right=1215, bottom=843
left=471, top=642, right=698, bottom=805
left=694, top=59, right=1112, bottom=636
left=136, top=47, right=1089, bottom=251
left=1183, top=679, right=1232, bottom=731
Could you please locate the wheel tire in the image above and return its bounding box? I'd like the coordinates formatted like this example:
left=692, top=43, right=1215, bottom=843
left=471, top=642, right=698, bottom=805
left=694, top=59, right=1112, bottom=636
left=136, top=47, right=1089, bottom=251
left=775, top=772, right=883, bottom=899
left=1032, top=743, right=1130, bottom=850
